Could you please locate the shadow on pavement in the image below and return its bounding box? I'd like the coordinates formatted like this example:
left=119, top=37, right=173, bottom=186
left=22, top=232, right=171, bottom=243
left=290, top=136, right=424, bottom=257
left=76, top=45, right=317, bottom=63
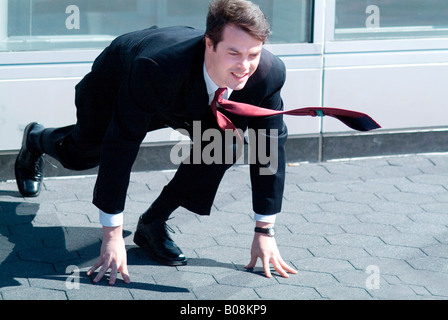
left=0, top=201, right=189, bottom=293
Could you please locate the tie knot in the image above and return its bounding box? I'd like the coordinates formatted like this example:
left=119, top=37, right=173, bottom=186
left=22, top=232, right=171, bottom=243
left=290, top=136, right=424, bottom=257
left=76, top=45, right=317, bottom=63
left=214, top=87, right=227, bottom=102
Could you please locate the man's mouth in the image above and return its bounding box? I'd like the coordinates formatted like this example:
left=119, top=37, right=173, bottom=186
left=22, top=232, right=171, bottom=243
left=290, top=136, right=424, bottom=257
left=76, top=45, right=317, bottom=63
left=232, top=72, right=248, bottom=79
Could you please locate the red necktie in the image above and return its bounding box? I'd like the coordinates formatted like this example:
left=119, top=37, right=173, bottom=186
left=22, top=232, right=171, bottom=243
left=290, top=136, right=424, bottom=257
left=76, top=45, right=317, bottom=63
left=211, top=88, right=381, bottom=135
left=210, top=88, right=243, bottom=141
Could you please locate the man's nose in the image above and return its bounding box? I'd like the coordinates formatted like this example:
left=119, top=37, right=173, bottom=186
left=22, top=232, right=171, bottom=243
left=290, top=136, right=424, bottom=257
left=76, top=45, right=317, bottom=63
left=238, top=58, right=250, bottom=71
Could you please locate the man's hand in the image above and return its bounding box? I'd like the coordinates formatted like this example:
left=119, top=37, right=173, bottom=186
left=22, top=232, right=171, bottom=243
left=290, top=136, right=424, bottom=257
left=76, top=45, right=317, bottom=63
left=245, top=222, right=297, bottom=278
left=87, top=225, right=131, bottom=285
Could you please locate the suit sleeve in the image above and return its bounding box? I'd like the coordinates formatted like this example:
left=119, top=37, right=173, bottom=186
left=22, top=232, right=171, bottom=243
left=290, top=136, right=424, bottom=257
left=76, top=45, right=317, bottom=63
left=248, top=57, right=288, bottom=215
left=93, top=58, right=165, bottom=214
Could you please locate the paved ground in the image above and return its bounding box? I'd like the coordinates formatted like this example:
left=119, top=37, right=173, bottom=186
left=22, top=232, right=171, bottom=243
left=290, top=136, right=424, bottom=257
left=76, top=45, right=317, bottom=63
left=1, top=152, right=448, bottom=301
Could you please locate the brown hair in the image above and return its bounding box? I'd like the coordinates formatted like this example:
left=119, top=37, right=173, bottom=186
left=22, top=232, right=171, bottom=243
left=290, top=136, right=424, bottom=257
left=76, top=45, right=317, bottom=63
left=205, top=0, right=270, bottom=49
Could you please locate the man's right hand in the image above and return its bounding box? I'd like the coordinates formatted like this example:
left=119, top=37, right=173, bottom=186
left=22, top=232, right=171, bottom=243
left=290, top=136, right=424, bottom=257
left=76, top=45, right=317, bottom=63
left=87, top=225, right=131, bottom=285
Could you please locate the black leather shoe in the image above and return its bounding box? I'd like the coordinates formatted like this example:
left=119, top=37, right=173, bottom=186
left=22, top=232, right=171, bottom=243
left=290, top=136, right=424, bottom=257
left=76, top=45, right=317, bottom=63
left=15, top=122, right=45, bottom=197
left=134, top=217, right=187, bottom=266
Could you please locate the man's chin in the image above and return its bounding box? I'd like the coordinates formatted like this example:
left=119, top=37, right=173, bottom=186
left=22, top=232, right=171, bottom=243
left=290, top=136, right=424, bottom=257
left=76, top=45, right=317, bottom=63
left=229, top=81, right=249, bottom=91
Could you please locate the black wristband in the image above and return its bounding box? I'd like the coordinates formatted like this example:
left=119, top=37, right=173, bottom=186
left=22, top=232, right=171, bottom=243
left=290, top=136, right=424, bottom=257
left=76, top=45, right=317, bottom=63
left=254, top=226, right=275, bottom=237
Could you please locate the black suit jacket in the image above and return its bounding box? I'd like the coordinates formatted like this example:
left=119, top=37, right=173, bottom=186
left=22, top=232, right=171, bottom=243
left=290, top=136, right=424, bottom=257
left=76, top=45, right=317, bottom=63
left=88, top=26, right=287, bottom=215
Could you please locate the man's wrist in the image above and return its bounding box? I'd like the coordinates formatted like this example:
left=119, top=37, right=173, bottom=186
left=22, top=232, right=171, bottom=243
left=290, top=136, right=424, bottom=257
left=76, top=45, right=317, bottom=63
left=254, top=225, right=275, bottom=237
left=255, top=221, right=274, bottom=228
left=253, top=213, right=276, bottom=224
left=102, top=225, right=123, bottom=240
left=99, top=209, right=123, bottom=227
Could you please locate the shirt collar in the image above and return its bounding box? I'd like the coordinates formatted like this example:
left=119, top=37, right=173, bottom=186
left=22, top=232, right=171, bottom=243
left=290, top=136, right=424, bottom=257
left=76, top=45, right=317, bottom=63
left=203, top=63, right=233, bottom=104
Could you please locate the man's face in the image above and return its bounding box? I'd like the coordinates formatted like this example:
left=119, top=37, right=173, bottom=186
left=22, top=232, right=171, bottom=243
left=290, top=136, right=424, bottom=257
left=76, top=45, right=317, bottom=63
left=205, top=24, right=263, bottom=91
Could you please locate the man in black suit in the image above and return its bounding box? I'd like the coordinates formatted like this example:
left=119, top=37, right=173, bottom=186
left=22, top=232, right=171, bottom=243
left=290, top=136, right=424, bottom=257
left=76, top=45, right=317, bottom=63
left=15, top=0, right=297, bottom=285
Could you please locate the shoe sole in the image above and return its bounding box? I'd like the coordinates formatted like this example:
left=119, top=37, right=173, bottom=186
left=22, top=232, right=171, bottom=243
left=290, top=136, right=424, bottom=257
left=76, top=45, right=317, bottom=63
left=133, top=231, right=187, bottom=266
left=15, top=122, right=42, bottom=197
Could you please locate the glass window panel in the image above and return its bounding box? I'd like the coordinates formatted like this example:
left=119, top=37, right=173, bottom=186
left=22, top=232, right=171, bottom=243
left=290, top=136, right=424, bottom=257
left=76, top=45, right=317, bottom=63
left=0, top=0, right=313, bottom=52
left=256, top=0, right=313, bottom=44
left=335, top=0, right=448, bottom=40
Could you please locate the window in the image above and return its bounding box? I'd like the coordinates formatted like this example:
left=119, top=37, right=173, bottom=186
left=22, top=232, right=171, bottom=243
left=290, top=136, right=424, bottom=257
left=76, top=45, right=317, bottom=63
left=0, top=0, right=313, bottom=52
left=334, top=0, right=448, bottom=40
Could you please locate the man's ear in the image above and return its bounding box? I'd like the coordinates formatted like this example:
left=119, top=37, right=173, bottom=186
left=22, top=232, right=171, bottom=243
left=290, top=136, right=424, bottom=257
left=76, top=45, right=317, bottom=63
left=204, top=35, right=214, bottom=51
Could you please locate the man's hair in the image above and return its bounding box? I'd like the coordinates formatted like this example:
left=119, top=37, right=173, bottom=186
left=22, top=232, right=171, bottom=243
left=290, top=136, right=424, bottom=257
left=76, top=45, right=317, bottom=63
left=205, top=0, right=270, bottom=49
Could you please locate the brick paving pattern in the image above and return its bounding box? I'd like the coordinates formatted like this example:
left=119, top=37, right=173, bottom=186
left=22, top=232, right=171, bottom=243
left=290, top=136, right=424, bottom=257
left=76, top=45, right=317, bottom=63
left=1, top=153, right=448, bottom=300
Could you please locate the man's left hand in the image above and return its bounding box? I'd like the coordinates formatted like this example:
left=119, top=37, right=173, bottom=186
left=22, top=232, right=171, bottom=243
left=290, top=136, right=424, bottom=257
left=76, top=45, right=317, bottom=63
left=245, top=224, right=297, bottom=278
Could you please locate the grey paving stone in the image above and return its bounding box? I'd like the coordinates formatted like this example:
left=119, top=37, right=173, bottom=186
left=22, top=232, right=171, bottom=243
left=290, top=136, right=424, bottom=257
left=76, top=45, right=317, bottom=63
left=316, top=285, right=372, bottom=300
left=2, top=287, right=67, bottom=300
left=255, top=284, right=321, bottom=300
left=193, top=284, right=260, bottom=300
left=308, top=244, right=370, bottom=260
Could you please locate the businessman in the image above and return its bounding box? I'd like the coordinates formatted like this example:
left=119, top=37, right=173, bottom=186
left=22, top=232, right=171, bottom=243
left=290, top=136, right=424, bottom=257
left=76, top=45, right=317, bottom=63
left=15, top=0, right=297, bottom=284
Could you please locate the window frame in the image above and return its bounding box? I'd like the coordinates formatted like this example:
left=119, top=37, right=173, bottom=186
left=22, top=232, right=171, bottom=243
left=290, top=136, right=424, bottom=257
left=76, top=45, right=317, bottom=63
left=0, top=0, right=319, bottom=65
left=325, top=0, right=448, bottom=53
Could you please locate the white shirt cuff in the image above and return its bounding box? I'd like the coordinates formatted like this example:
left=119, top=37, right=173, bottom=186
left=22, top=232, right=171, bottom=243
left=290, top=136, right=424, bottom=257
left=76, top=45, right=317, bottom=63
left=99, top=211, right=273, bottom=226
left=254, top=213, right=276, bottom=224
left=99, top=209, right=123, bottom=227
